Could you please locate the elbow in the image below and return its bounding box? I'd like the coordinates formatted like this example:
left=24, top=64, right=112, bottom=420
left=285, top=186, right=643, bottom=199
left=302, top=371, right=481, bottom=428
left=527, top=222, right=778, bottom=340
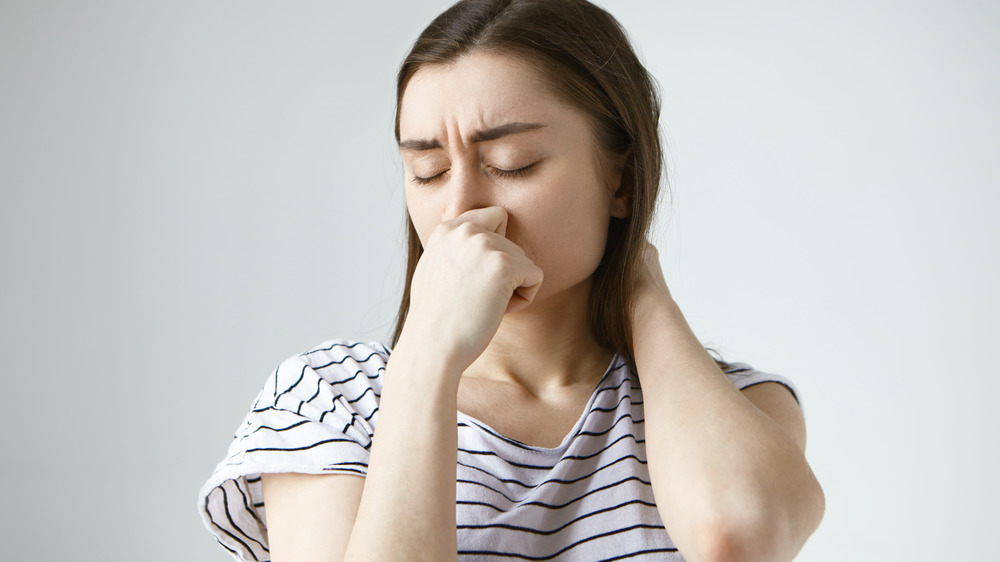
left=689, top=523, right=787, bottom=562
left=690, top=525, right=752, bottom=562
left=688, top=525, right=785, bottom=562
left=690, top=517, right=780, bottom=562
left=690, top=476, right=826, bottom=562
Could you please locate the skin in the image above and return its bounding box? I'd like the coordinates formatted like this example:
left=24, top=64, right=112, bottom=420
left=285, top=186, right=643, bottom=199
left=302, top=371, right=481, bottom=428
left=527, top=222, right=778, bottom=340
left=398, top=51, right=628, bottom=393
left=261, top=51, right=824, bottom=562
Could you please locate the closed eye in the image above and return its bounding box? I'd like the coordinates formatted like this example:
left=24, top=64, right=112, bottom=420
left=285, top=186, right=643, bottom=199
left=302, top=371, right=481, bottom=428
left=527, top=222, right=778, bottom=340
left=411, top=170, right=449, bottom=185
left=489, top=162, right=537, bottom=180
left=411, top=162, right=538, bottom=185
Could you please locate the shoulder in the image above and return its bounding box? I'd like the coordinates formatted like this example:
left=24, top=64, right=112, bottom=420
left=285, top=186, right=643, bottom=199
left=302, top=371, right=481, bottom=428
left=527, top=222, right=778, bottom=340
left=273, top=339, right=390, bottom=391
left=295, top=339, right=391, bottom=383
left=199, top=339, right=390, bottom=561
left=721, top=362, right=799, bottom=405
left=297, top=339, right=391, bottom=370
left=206, top=338, right=392, bottom=480
left=250, top=339, right=391, bottom=432
left=724, top=362, right=807, bottom=451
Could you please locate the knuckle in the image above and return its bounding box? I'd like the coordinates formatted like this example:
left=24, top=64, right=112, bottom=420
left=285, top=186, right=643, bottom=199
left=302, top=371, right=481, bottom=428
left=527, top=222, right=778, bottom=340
left=483, top=251, right=513, bottom=278
left=456, top=221, right=478, bottom=236
left=468, top=231, right=493, bottom=251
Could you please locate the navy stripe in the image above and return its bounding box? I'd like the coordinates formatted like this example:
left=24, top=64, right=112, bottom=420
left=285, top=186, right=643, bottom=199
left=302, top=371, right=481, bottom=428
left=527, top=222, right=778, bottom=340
left=457, top=498, right=659, bottom=535
left=320, top=466, right=367, bottom=476
left=345, top=409, right=373, bottom=437
left=456, top=393, right=641, bottom=453
left=201, top=343, right=786, bottom=561
left=273, top=363, right=308, bottom=406
left=304, top=374, right=324, bottom=404
left=577, top=411, right=642, bottom=438
left=738, top=379, right=799, bottom=403
left=456, top=499, right=504, bottom=511
left=590, top=373, right=632, bottom=402
left=271, top=365, right=279, bottom=402
left=455, top=359, right=629, bottom=452
left=457, top=453, right=647, bottom=490
left=246, top=419, right=311, bottom=435
left=219, top=485, right=267, bottom=557
left=347, top=385, right=378, bottom=404
left=597, top=547, right=680, bottom=561
left=326, top=461, right=368, bottom=468
left=310, top=387, right=378, bottom=424
left=213, top=537, right=241, bottom=558
left=233, top=478, right=264, bottom=529
left=244, top=436, right=360, bottom=454
left=312, top=350, right=383, bottom=370
left=456, top=475, right=652, bottom=511
left=458, top=447, right=556, bottom=470
left=459, top=419, right=553, bottom=452
left=456, top=407, right=643, bottom=454
left=504, top=474, right=653, bottom=510
left=208, top=500, right=257, bottom=561
left=459, top=431, right=644, bottom=472
left=325, top=366, right=383, bottom=386
left=458, top=523, right=667, bottom=559
left=318, top=403, right=341, bottom=424
left=590, top=393, right=636, bottom=414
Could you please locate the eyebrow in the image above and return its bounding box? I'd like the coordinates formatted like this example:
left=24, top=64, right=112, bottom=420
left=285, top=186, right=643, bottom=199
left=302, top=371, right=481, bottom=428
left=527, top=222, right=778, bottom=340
left=398, top=122, right=544, bottom=151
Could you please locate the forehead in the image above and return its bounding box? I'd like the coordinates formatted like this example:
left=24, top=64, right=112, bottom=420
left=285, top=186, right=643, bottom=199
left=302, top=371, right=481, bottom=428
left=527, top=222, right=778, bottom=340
left=398, top=51, right=574, bottom=139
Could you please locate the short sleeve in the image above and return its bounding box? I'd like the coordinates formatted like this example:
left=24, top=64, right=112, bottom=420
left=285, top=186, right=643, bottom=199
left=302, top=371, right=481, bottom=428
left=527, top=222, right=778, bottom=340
left=197, top=340, right=388, bottom=562
left=723, top=362, right=801, bottom=407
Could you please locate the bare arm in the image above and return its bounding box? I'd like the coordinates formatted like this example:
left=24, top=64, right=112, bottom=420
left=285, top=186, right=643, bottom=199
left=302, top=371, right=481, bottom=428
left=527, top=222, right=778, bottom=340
left=341, top=345, right=463, bottom=560
left=633, top=244, right=825, bottom=562
left=261, top=473, right=364, bottom=562
left=261, top=347, right=462, bottom=562
left=261, top=207, right=542, bottom=562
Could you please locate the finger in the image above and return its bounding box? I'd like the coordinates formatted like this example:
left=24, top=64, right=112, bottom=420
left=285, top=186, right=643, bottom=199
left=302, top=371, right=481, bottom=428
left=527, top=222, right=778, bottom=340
left=455, top=206, right=508, bottom=237
left=510, top=261, right=544, bottom=306
left=512, top=281, right=541, bottom=306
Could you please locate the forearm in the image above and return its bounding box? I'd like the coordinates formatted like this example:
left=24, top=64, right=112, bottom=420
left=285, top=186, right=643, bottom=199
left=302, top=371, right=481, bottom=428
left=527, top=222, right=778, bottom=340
left=343, top=342, right=460, bottom=562
left=634, top=298, right=823, bottom=562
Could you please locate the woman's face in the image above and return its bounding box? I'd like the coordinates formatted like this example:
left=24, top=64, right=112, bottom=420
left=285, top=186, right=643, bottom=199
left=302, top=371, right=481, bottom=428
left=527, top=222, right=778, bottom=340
left=398, top=51, right=628, bottom=307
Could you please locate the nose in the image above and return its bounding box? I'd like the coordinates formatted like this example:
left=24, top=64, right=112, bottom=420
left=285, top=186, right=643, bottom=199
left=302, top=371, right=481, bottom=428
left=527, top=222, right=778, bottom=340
left=441, top=165, right=488, bottom=221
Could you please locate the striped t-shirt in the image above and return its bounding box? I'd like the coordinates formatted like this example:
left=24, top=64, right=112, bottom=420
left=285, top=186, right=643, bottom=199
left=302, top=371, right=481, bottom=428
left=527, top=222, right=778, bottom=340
left=198, top=339, right=798, bottom=561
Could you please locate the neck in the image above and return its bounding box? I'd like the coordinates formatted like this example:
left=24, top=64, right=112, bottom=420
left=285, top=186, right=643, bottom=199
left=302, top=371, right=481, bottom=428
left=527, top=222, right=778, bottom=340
left=462, top=279, right=615, bottom=396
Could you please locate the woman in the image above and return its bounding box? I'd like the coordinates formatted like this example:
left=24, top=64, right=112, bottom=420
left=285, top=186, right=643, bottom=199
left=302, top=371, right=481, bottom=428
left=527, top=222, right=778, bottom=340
left=199, top=1, right=825, bottom=560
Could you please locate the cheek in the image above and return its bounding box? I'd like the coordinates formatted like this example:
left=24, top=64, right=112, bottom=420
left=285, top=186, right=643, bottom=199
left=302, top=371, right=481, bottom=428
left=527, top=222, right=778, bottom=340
left=507, top=179, right=611, bottom=273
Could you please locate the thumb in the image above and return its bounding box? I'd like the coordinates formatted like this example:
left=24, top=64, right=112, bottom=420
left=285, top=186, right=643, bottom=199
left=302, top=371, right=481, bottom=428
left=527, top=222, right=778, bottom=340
left=508, top=262, right=544, bottom=312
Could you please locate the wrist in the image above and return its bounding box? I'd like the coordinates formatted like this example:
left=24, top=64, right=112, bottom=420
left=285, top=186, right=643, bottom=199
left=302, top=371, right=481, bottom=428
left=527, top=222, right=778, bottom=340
left=632, top=291, right=684, bottom=338
left=631, top=296, right=704, bottom=367
left=388, top=336, right=464, bottom=396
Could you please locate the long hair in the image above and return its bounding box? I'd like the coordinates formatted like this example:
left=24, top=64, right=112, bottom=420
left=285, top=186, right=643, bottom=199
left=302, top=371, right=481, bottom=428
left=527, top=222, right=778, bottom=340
left=391, top=0, right=724, bottom=370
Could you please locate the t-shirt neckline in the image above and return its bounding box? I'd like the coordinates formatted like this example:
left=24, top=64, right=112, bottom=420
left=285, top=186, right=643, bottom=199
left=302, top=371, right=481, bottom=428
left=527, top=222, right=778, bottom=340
left=455, top=353, right=624, bottom=453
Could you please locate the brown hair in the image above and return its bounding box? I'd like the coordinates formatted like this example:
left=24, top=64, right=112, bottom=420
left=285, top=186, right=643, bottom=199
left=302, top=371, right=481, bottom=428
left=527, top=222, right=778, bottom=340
left=391, top=0, right=725, bottom=370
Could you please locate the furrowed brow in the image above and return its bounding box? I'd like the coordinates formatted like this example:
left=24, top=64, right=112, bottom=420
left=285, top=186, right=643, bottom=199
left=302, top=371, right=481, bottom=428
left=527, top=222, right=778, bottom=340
left=398, top=138, right=442, bottom=151
left=398, top=122, right=544, bottom=152
left=469, top=122, right=544, bottom=143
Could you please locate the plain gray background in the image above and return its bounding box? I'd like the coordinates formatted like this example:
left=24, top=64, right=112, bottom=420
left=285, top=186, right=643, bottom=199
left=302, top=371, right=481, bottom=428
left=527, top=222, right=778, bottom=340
left=2, top=1, right=997, bottom=560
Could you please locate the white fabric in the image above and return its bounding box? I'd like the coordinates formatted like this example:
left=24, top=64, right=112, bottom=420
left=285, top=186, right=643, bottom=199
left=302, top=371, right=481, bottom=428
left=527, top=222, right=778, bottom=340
left=198, top=339, right=799, bottom=561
